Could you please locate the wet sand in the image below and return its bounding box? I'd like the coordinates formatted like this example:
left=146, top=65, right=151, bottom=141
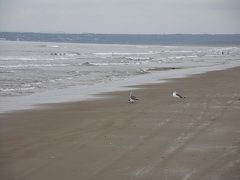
left=1, top=67, right=240, bottom=180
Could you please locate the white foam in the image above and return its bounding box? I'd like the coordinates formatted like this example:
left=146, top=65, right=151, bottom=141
left=0, top=87, right=35, bottom=92
left=0, top=56, right=78, bottom=61
left=47, top=45, right=59, bottom=48
left=93, top=52, right=155, bottom=56
left=0, top=57, right=39, bottom=61
left=0, top=63, right=70, bottom=68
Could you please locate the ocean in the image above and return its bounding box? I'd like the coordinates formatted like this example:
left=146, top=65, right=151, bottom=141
left=1, top=40, right=240, bottom=113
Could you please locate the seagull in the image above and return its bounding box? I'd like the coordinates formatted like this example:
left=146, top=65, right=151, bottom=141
left=128, top=97, right=135, bottom=103
left=130, top=91, right=139, bottom=100
left=138, top=68, right=148, bottom=74
left=173, top=91, right=185, bottom=99
left=128, top=91, right=139, bottom=103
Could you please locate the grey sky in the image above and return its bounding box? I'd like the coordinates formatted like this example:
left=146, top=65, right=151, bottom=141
left=0, top=0, right=239, bottom=34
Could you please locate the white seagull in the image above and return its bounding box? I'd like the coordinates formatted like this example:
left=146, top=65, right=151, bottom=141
left=173, top=91, right=185, bottom=99
left=128, top=91, right=139, bottom=103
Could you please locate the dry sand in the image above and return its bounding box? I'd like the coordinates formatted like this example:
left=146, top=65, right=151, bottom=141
left=1, top=67, right=240, bottom=180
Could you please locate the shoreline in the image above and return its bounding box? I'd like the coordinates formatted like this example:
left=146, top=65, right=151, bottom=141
left=1, top=61, right=240, bottom=114
left=1, top=66, right=240, bottom=179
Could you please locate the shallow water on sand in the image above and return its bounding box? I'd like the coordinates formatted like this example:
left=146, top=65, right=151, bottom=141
left=1, top=40, right=240, bottom=112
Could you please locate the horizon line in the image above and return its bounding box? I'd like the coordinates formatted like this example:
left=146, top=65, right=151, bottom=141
left=1, top=31, right=240, bottom=36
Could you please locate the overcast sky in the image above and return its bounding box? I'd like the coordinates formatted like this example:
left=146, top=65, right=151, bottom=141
left=0, top=0, right=239, bottom=34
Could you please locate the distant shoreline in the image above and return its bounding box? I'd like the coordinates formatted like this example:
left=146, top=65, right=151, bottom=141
left=1, top=32, right=240, bottom=46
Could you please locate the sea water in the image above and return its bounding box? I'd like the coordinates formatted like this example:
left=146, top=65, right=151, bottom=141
left=1, top=40, right=240, bottom=113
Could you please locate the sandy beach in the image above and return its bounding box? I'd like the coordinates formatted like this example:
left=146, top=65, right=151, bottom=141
left=1, top=67, right=240, bottom=180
